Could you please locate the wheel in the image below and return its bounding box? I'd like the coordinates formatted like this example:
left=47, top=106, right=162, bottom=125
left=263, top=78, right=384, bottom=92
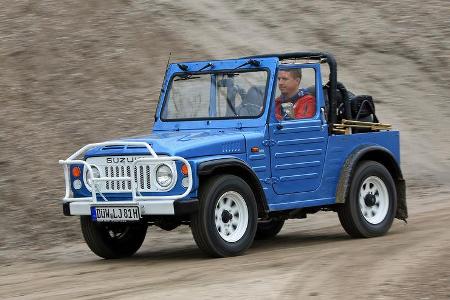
left=254, top=218, right=285, bottom=240
left=80, top=216, right=147, bottom=259
left=190, top=175, right=258, bottom=257
left=338, top=160, right=397, bottom=238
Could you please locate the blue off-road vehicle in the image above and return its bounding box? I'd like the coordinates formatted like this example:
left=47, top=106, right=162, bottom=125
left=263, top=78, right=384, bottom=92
left=60, top=52, right=407, bottom=258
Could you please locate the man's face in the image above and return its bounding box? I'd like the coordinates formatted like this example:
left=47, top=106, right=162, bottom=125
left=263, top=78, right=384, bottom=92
left=277, top=71, right=300, bottom=97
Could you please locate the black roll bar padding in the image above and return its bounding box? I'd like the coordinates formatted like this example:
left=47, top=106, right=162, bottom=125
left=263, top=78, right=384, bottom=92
left=243, top=52, right=345, bottom=130
left=336, top=81, right=352, bottom=121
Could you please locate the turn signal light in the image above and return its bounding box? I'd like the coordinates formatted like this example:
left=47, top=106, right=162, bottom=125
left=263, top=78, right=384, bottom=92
left=181, top=164, right=189, bottom=176
left=72, top=166, right=81, bottom=177
left=251, top=147, right=260, bottom=153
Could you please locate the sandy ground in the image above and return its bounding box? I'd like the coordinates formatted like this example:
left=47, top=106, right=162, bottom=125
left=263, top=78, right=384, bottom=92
left=1, top=0, right=450, bottom=299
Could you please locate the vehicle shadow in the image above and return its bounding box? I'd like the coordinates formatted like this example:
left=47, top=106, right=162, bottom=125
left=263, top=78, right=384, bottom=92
left=250, top=231, right=350, bottom=252
left=76, top=230, right=353, bottom=265
left=65, top=223, right=407, bottom=267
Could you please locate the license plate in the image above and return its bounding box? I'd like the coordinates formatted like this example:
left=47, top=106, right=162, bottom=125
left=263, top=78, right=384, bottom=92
left=91, top=206, right=140, bottom=222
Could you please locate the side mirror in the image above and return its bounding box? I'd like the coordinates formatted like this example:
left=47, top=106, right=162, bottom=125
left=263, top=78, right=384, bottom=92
left=281, top=102, right=295, bottom=119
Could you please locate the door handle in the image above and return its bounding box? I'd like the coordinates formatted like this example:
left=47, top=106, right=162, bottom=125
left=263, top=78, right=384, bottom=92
left=276, top=124, right=283, bottom=130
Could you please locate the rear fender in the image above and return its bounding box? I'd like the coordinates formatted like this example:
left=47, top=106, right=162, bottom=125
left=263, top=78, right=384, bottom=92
left=336, top=145, right=407, bottom=221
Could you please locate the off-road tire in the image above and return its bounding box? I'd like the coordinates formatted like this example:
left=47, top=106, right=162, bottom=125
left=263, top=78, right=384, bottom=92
left=338, top=160, right=397, bottom=238
left=190, top=175, right=258, bottom=257
left=255, top=218, right=285, bottom=240
left=80, top=216, right=147, bottom=259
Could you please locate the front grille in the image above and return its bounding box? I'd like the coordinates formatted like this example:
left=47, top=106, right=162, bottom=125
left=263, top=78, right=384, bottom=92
left=101, top=165, right=148, bottom=192
left=101, top=164, right=150, bottom=192
left=84, top=156, right=167, bottom=193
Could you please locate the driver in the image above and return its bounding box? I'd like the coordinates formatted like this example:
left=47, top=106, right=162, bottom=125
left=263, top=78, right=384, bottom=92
left=275, top=69, right=316, bottom=120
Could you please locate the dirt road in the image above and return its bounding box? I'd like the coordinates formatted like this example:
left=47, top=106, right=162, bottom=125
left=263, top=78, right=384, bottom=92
left=2, top=189, right=449, bottom=299
left=1, top=0, right=449, bottom=299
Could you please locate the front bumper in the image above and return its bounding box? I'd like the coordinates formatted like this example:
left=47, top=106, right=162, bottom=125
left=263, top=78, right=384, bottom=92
left=59, top=141, right=195, bottom=219
left=63, top=198, right=198, bottom=216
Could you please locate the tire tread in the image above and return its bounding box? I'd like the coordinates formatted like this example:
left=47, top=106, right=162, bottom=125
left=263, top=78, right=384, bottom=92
left=80, top=216, right=147, bottom=259
left=190, top=174, right=257, bottom=257
left=337, top=160, right=397, bottom=238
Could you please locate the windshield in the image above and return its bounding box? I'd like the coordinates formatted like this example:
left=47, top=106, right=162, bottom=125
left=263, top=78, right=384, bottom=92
left=161, top=70, right=268, bottom=120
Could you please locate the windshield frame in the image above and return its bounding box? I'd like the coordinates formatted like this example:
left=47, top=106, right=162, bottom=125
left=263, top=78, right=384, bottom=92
left=160, top=68, right=271, bottom=122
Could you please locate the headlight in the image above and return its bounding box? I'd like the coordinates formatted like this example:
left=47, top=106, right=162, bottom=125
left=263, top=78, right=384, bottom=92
left=73, top=179, right=82, bottom=190
left=156, top=164, right=173, bottom=188
left=86, top=166, right=101, bottom=187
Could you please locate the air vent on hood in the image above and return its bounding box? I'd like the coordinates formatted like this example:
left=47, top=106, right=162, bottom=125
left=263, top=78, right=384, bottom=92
left=102, top=145, right=125, bottom=150
left=101, top=145, right=150, bottom=151
left=127, top=145, right=149, bottom=149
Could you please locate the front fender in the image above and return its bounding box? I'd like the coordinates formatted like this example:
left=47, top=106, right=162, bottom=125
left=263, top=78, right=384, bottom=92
left=195, top=156, right=269, bottom=217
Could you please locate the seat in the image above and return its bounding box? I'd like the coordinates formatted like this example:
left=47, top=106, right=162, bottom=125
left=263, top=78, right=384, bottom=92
left=237, top=86, right=265, bottom=116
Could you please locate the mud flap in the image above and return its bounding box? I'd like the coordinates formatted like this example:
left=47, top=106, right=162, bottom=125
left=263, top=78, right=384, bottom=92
left=396, top=178, right=408, bottom=222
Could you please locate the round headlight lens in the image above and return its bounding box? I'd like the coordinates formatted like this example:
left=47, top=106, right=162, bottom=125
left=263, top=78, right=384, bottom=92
left=156, top=164, right=173, bottom=188
left=73, top=179, right=82, bottom=190
left=86, top=166, right=101, bottom=187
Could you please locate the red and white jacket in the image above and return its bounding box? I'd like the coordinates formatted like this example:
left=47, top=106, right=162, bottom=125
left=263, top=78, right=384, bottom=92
left=275, top=89, right=316, bottom=120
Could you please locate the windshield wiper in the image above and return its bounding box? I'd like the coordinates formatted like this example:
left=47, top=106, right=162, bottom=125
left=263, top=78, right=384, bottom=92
left=173, top=63, right=213, bottom=81
left=177, top=63, right=189, bottom=71
left=232, top=59, right=261, bottom=70
left=174, top=64, right=200, bottom=81
left=174, top=74, right=200, bottom=81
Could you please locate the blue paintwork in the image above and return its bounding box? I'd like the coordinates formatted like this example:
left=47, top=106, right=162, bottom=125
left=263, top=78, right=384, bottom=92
left=269, top=119, right=328, bottom=194
left=265, top=131, right=400, bottom=211
left=74, top=56, right=401, bottom=212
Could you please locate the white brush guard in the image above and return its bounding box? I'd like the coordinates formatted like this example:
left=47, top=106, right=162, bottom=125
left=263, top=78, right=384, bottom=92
left=59, top=141, right=193, bottom=215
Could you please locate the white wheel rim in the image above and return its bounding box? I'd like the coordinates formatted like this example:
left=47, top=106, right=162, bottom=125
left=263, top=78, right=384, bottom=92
left=214, top=191, right=249, bottom=243
left=359, top=176, right=389, bottom=225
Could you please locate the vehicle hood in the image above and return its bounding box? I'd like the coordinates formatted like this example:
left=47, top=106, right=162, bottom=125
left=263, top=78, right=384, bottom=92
left=84, top=130, right=247, bottom=158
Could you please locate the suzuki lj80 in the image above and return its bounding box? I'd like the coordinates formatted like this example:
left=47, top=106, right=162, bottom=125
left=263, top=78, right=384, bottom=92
left=60, top=52, right=407, bottom=258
